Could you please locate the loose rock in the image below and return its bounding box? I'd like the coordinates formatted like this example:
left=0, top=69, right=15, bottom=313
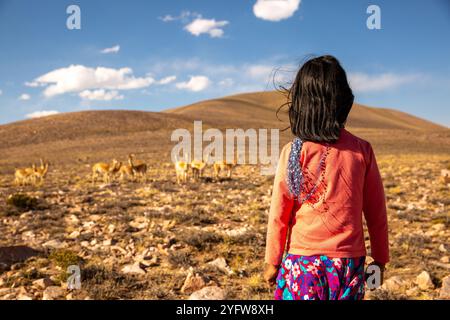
left=416, top=271, right=434, bottom=290
left=43, top=286, right=66, bottom=300
left=189, top=286, right=226, bottom=300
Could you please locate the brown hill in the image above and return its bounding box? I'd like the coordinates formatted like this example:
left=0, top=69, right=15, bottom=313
left=166, top=91, right=446, bottom=132
left=0, top=91, right=448, bottom=172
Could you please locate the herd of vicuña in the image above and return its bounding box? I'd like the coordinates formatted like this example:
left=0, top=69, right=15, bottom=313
left=13, top=154, right=236, bottom=187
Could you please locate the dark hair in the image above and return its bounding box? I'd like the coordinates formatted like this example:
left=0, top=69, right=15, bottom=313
left=286, top=55, right=354, bottom=143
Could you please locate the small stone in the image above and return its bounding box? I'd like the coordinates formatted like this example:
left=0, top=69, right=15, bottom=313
left=382, top=276, right=404, bottom=292
left=181, top=269, right=206, bottom=294
left=107, top=224, right=116, bottom=234
left=441, top=256, right=449, bottom=263
left=139, top=255, right=159, bottom=267
left=0, top=288, right=15, bottom=297
left=439, top=275, right=450, bottom=299
left=65, top=214, right=80, bottom=225
left=207, top=257, right=233, bottom=275
left=68, top=231, right=80, bottom=239
left=32, top=277, right=53, bottom=289
left=43, top=239, right=67, bottom=249
left=432, top=223, right=445, bottom=231
left=416, top=271, right=434, bottom=290
left=189, top=286, right=226, bottom=300
left=405, top=286, right=420, bottom=297
left=43, top=286, right=66, bottom=300
left=121, top=263, right=145, bottom=275
left=439, top=244, right=447, bottom=253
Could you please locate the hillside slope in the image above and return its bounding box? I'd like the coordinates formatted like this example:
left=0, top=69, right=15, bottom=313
left=166, top=91, right=446, bottom=132
left=0, top=91, right=448, bottom=171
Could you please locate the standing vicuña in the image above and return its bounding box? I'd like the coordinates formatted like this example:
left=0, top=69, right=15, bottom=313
left=34, top=159, right=50, bottom=185
left=92, top=159, right=121, bottom=184
left=14, top=164, right=37, bottom=186
left=191, top=156, right=208, bottom=181
left=128, top=154, right=148, bottom=182
left=213, top=160, right=236, bottom=179
left=175, top=155, right=189, bottom=184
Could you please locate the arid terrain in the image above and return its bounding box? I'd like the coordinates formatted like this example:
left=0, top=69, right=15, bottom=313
left=0, top=91, right=449, bottom=300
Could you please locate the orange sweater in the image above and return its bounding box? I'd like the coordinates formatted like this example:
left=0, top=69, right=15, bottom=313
left=265, top=129, right=389, bottom=266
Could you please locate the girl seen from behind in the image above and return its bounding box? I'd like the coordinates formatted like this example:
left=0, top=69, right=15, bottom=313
left=263, top=55, right=389, bottom=300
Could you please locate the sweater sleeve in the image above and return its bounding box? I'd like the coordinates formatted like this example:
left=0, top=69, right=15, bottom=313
left=264, top=144, right=295, bottom=266
left=362, top=144, right=390, bottom=264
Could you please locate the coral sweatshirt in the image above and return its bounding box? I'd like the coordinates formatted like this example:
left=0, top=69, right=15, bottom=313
left=265, top=128, right=389, bottom=266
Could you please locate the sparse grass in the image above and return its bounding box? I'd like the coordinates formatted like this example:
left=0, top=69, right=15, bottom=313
left=0, top=151, right=449, bottom=300
left=48, top=249, right=82, bottom=283
left=168, top=250, right=196, bottom=268
left=80, top=264, right=148, bottom=300
left=179, top=230, right=223, bottom=250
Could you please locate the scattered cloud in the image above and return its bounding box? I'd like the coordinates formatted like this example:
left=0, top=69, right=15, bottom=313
left=348, top=72, right=420, bottom=92
left=29, top=65, right=155, bottom=97
left=79, top=89, right=124, bottom=101
left=157, top=75, right=177, bottom=85
left=147, top=57, right=294, bottom=94
left=219, top=78, right=234, bottom=87
left=26, top=110, right=59, bottom=119
left=253, top=0, right=301, bottom=22
left=176, top=76, right=211, bottom=92
left=19, top=93, right=31, bottom=100
left=25, top=81, right=46, bottom=87
left=0, top=89, right=2, bottom=95
left=101, top=45, right=120, bottom=54
left=184, top=18, right=229, bottom=38
left=159, top=11, right=200, bottom=23
left=160, top=11, right=228, bottom=38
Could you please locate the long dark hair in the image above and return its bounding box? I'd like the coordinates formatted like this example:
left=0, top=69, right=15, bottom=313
left=285, top=55, right=354, bottom=143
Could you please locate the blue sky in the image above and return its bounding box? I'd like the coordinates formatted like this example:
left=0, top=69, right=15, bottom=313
left=0, top=0, right=449, bottom=126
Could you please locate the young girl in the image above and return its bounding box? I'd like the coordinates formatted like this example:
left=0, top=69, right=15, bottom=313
left=263, top=55, right=389, bottom=300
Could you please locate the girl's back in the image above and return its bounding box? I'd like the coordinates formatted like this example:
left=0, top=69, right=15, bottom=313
left=266, top=128, right=388, bottom=265
left=263, top=55, right=389, bottom=300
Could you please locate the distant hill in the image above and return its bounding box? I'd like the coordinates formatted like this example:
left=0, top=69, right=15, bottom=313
left=166, top=91, right=446, bottom=132
left=0, top=91, right=448, bottom=171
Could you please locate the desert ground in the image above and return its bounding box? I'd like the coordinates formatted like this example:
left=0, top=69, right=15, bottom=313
left=0, top=91, right=449, bottom=300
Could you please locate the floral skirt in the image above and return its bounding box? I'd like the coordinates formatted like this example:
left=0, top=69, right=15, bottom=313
left=274, top=254, right=366, bottom=300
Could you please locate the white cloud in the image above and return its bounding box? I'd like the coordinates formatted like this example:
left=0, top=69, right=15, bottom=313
left=147, top=57, right=295, bottom=94
left=26, top=110, right=59, bottom=119
left=19, top=93, right=31, bottom=100
left=184, top=18, right=229, bottom=38
left=25, top=81, right=45, bottom=87
left=253, top=0, right=301, bottom=21
left=157, top=75, right=177, bottom=85
left=348, top=73, right=420, bottom=92
left=101, top=45, right=120, bottom=54
left=159, top=11, right=199, bottom=23
left=79, top=89, right=124, bottom=101
left=160, top=15, right=176, bottom=22
left=176, top=76, right=211, bottom=92
left=30, top=65, right=155, bottom=97
left=0, top=89, right=2, bottom=95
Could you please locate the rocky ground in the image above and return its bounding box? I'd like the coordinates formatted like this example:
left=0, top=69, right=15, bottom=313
left=0, top=154, right=449, bottom=300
